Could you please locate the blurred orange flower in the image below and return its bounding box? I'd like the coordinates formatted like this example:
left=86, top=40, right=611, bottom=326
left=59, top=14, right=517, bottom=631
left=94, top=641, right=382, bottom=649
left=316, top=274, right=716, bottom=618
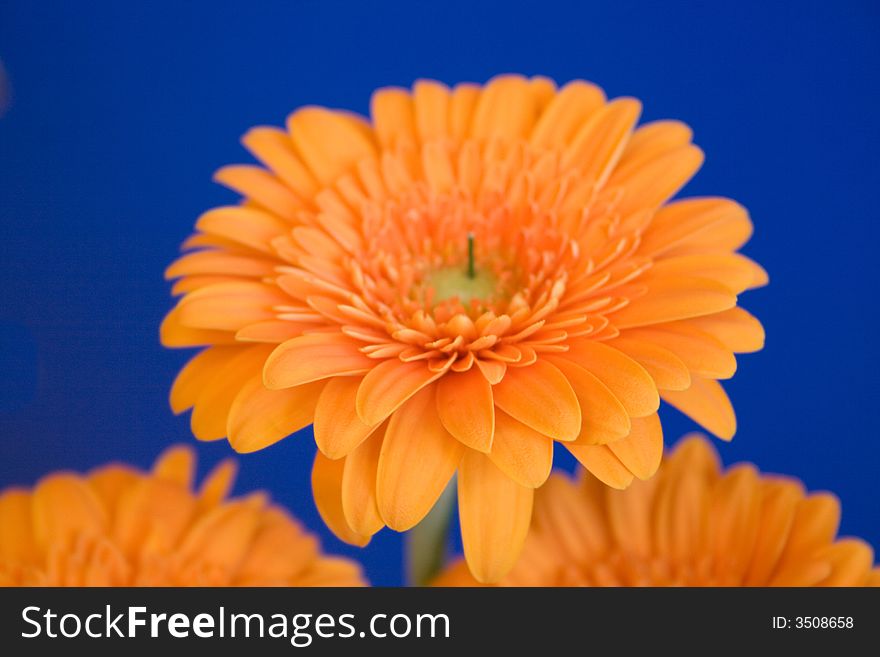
left=0, top=446, right=365, bottom=586
left=435, top=435, right=879, bottom=587
left=162, top=74, right=765, bottom=582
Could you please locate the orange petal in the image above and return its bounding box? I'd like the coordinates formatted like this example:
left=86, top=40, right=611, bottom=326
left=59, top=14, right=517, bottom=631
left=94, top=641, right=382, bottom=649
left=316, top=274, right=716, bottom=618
left=611, top=145, right=704, bottom=216
left=562, top=98, right=641, bottom=188
left=607, top=336, right=691, bottom=391
left=532, top=473, right=610, bottom=559
left=31, top=475, right=107, bottom=554
left=198, top=459, right=238, bottom=508
left=181, top=231, right=242, bottom=252
left=113, top=477, right=197, bottom=557
left=189, top=345, right=272, bottom=441
left=313, top=376, right=377, bottom=459
left=87, top=465, right=139, bottom=520
left=356, top=358, right=447, bottom=426
left=529, top=76, right=556, bottom=111
left=817, top=539, right=875, bottom=587
left=436, top=368, right=495, bottom=452
left=422, top=141, right=456, bottom=194
left=604, top=478, right=656, bottom=560
left=295, top=556, right=366, bottom=587
left=160, top=306, right=238, bottom=348
left=169, top=346, right=242, bottom=413
left=649, top=253, right=768, bottom=294
left=175, top=499, right=262, bottom=571
left=175, top=281, right=287, bottom=332
left=0, top=490, right=37, bottom=564
left=661, top=376, right=736, bottom=440
left=707, top=465, right=762, bottom=580
left=564, top=340, right=659, bottom=418
left=195, top=206, right=289, bottom=253
left=664, top=433, right=722, bottom=479
left=548, top=356, right=631, bottom=444
left=615, top=119, right=693, bottom=174
left=475, top=357, right=506, bottom=384
left=341, top=430, right=385, bottom=536
left=376, top=386, right=464, bottom=531
left=171, top=274, right=244, bottom=297
left=165, top=250, right=275, bottom=280
left=458, top=451, right=534, bottom=583
left=292, top=227, right=347, bottom=261
left=151, top=445, right=195, bottom=487
left=370, top=87, right=416, bottom=148
left=687, top=307, right=765, bottom=354
left=235, top=508, right=317, bottom=584
left=769, top=560, right=832, bottom=587
left=652, top=467, right=709, bottom=562
left=449, top=83, right=480, bottom=140
left=743, top=479, right=804, bottom=585
left=610, top=274, right=737, bottom=329
left=530, top=80, right=605, bottom=149
left=471, top=75, right=536, bottom=140
left=639, top=197, right=753, bottom=257
left=241, top=126, right=319, bottom=201
left=227, top=376, right=324, bottom=453
left=607, top=413, right=663, bottom=480
left=311, top=451, right=371, bottom=547
left=565, top=443, right=634, bottom=489
left=213, top=164, right=302, bottom=219
left=778, top=493, right=841, bottom=566
left=488, top=410, right=553, bottom=488
left=287, top=107, right=377, bottom=185
left=235, top=320, right=304, bottom=343
left=624, top=323, right=737, bottom=380
left=492, top=360, right=581, bottom=441
left=263, top=333, right=374, bottom=389
left=413, top=79, right=451, bottom=141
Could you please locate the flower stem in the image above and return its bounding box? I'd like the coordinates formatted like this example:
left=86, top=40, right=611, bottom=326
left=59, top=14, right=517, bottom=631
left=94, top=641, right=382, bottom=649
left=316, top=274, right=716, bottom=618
left=405, top=479, right=456, bottom=586
left=466, top=232, right=475, bottom=279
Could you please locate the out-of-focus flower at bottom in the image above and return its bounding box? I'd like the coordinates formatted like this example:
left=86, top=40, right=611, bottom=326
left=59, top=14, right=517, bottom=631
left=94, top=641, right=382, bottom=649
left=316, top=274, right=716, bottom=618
left=0, top=446, right=366, bottom=586
left=435, top=435, right=879, bottom=587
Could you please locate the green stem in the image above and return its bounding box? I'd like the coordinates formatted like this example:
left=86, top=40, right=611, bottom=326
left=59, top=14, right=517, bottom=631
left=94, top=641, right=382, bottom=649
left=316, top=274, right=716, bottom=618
left=466, top=232, right=475, bottom=279
left=405, top=479, right=457, bottom=586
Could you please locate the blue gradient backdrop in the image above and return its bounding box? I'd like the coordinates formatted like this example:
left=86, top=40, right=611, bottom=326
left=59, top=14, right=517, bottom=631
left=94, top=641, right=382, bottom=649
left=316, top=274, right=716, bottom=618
left=1, top=1, right=878, bottom=585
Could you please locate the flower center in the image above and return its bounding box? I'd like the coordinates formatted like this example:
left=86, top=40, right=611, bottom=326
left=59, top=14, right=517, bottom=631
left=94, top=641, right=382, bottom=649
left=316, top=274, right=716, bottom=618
left=356, top=181, right=533, bottom=320
left=424, top=234, right=502, bottom=307
left=427, top=264, right=499, bottom=307
left=305, top=140, right=601, bottom=364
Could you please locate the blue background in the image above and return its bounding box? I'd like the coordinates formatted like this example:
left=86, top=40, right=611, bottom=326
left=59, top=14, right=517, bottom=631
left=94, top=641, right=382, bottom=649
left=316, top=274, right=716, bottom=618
left=1, top=0, right=878, bottom=586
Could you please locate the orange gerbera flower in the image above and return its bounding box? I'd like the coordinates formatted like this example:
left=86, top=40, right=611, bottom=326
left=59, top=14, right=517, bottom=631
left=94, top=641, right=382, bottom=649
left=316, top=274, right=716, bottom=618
left=0, top=446, right=365, bottom=586
left=435, top=435, right=880, bottom=587
left=162, top=74, right=766, bottom=582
